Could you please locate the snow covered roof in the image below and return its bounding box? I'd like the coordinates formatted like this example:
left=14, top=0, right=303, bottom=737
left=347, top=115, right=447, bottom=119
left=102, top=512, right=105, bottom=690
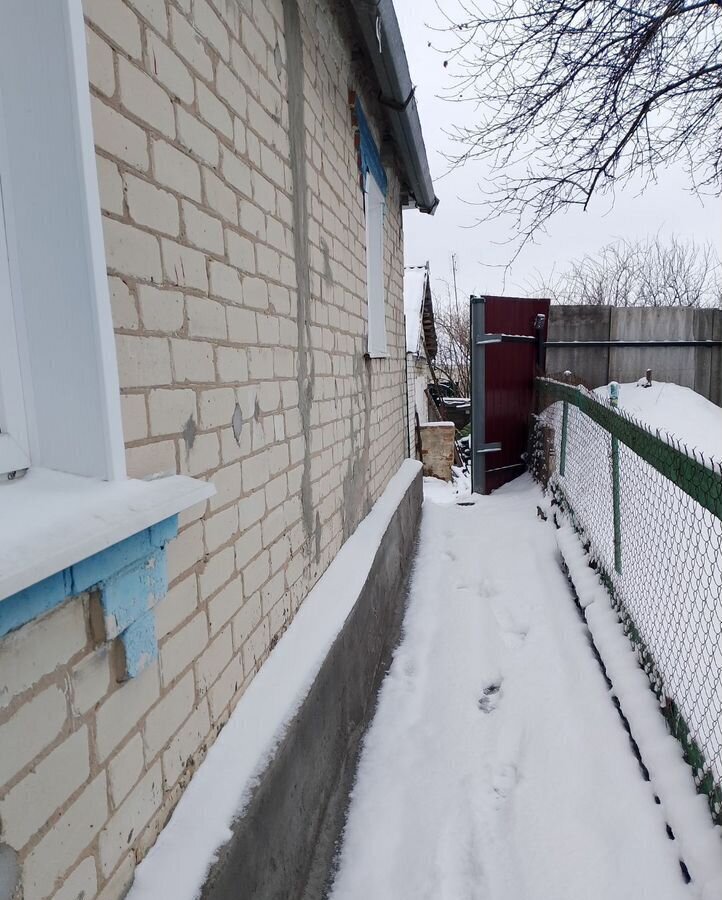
left=404, top=267, right=427, bottom=354
left=404, top=265, right=437, bottom=359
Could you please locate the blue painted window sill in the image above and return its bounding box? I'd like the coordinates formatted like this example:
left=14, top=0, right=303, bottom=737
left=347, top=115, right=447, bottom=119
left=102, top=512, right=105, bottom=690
left=0, top=468, right=214, bottom=677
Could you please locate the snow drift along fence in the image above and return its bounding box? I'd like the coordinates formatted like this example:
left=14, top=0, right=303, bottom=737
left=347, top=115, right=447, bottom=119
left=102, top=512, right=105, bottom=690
left=530, top=378, right=722, bottom=826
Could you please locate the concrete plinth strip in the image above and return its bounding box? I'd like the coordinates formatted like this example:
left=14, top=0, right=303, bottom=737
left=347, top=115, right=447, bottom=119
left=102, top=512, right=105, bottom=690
left=126, top=460, right=423, bottom=900
left=201, top=466, right=422, bottom=900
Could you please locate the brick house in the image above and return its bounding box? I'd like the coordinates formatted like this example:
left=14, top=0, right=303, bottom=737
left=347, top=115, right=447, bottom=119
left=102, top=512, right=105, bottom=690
left=0, top=0, right=436, bottom=897
left=404, top=262, right=438, bottom=444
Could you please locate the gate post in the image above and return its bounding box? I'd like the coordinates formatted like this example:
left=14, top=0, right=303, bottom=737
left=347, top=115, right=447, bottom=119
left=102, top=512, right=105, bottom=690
left=470, top=296, right=486, bottom=494
left=609, top=382, right=623, bottom=574
left=560, top=401, right=569, bottom=477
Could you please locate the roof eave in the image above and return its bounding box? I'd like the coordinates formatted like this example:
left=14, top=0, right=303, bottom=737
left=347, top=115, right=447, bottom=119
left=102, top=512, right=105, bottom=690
left=349, top=0, right=439, bottom=215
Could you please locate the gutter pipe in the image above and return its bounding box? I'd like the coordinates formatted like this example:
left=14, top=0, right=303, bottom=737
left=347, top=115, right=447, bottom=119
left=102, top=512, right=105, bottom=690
left=350, top=0, right=439, bottom=214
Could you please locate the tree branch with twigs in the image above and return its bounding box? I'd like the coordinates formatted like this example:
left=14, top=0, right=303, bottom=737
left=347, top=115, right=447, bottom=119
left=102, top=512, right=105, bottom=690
left=432, top=279, right=472, bottom=396
left=437, top=0, right=722, bottom=251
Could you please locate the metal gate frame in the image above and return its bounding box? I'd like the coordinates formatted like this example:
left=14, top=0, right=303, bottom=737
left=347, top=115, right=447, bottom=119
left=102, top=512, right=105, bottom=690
left=470, top=297, right=488, bottom=495
left=470, top=296, right=546, bottom=494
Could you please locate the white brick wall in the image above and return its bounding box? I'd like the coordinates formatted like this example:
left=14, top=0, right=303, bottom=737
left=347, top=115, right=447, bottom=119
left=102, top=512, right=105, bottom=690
left=0, top=686, right=68, bottom=787
left=108, top=733, right=145, bottom=807
left=0, top=728, right=90, bottom=850
left=95, top=664, right=161, bottom=762
left=0, top=0, right=410, bottom=895
left=0, top=600, right=86, bottom=710
left=98, top=765, right=162, bottom=878
left=23, top=775, right=108, bottom=900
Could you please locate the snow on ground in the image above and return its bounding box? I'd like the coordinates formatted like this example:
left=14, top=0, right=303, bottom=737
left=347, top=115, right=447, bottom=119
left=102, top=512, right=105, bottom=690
left=593, top=380, right=722, bottom=462
left=556, top=521, right=722, bottom=898
left=330, top=475, right=705, bottom=900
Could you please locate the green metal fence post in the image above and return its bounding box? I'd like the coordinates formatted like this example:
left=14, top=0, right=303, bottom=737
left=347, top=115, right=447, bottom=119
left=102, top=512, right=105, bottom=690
left=609, top=383, right=622, bottom=574
left=560, top=401, right=569, bottom=476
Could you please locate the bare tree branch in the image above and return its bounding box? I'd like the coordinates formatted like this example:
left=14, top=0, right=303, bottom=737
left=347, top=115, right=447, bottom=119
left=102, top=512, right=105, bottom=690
left=432, top=280, right=472, bottom=395
left=438, top=0, right=722, bottom=247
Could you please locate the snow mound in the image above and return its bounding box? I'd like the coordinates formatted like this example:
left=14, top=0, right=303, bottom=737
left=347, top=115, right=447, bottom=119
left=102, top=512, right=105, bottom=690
left=594, top=380, right=722, bottom=463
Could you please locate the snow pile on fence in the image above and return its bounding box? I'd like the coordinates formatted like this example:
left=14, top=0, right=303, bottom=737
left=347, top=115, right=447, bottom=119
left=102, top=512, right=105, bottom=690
left=593, top=380, right=722, bottom=463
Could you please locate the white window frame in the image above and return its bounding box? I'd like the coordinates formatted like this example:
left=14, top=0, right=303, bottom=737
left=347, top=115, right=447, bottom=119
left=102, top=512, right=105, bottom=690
left=0, top=166, right=30, bottom=476
left=0, top=0, right=125, bottom=481
left=364, top=169, right=388, bottom=359
left=0, top=1, right=218, bottom=607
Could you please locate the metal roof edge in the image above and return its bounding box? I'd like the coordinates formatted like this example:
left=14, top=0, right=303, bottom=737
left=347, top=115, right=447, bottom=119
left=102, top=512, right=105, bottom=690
left=349, top=0, right=439, bottom=214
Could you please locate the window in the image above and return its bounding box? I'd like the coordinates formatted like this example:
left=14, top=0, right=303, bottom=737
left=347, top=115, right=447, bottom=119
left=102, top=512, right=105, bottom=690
left=0, top=0, right=126, bottom=481
left=364, top=169, right=387, bottom=358
left=353, top=99, right=389, bottom=359
left=0, top=169, right=30, bottom=477
left=0, top=1, right=214, bottom=606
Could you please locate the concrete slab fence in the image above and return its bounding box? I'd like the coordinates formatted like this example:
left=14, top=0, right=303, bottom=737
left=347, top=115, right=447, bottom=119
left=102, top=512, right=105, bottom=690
left=546, top=306, right=722, bottom=406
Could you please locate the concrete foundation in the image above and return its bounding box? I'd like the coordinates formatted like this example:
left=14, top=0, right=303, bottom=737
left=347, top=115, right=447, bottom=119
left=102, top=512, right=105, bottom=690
left=200, top=468, right=423, bottom=900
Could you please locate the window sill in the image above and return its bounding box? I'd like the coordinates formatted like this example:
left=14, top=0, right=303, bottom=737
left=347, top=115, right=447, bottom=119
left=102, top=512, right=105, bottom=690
left=0, top=468, right=214, bottom=602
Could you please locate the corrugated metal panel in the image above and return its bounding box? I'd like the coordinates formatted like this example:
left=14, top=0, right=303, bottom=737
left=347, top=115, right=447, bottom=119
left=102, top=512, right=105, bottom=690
left=484, top=296, right=550, bottom=492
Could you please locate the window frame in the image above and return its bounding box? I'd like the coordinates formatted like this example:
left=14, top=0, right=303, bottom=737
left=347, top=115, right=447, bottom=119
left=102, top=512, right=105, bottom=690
left=354, top=99, right=390, bottom=360
left=364, top=168, right=388, bottom=359
left=0, top=0, right=125, bottom=482
left=0, top=0, right=217, bottom=609
left=0, top=157, right=30, bottom=477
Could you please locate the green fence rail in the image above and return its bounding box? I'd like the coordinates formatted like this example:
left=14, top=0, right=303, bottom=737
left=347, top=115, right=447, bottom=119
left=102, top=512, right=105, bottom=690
left=531, top=378, right=722, bottom=826
left=537, top=379, right=722, bottom=521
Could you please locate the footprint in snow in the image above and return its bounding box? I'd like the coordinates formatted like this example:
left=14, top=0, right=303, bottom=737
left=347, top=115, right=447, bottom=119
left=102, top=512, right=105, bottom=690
left=502, top=626, right=528, bottom=650
left=492, top=763, right=519, bottom=802
left=474, top=577, right=497, bottom=600
left=478, top=681, right=502, bottom=713
left=490, top=601, right=529, bottom=649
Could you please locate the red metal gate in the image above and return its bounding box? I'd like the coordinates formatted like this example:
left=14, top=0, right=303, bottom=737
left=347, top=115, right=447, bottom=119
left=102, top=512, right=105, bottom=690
left=470, top=295, right=550, bottom=494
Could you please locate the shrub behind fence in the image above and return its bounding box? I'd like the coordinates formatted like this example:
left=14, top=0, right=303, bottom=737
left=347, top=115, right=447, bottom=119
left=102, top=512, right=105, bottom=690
left=531, top=378, right=722, bottom=825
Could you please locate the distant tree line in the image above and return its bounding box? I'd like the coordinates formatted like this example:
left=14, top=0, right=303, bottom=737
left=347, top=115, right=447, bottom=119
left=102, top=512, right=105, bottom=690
left=432, top=281, right=471, bottom=397
left=532, top=236, right=721, bottom=308
left=429, top=236, right=720, bottom=399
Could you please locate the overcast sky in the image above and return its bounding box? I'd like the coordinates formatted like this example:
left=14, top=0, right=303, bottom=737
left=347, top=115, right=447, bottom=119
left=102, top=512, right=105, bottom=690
left=395, top=1, right=721, bottom=301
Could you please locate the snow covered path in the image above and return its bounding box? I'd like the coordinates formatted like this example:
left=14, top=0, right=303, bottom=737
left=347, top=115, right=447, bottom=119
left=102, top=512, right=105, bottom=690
left=329, top=476, right=696, bottom=900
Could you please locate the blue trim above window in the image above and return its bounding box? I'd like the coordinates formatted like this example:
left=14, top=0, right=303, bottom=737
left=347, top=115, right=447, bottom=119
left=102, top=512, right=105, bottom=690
left=355, top=99, right=388, bottom=196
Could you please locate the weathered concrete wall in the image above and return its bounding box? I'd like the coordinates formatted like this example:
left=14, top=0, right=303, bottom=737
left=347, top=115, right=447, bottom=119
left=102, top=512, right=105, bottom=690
left=712, top=312, right=722, bottom=407
left=694, top=308, right=719, bottom=402
left=419, top=423, right=455, bottom=481
left=609, top=307, right=696, bottom=388
left=200, top=467, right=423, bottom=900
left=546, top=305, right=611, bottom=390
left=547, top=305, right=722, bottom=404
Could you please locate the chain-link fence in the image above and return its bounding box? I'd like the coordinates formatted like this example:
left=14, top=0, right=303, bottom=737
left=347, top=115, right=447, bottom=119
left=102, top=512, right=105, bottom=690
left=530, top=377, right=722, bottom=826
